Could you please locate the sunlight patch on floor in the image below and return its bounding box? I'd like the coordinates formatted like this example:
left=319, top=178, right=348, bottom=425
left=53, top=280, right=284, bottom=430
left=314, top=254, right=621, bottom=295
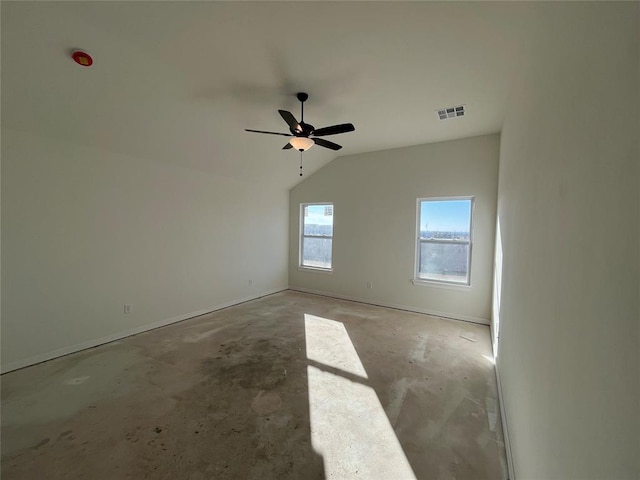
left=304, top=314, right=416, bottom=480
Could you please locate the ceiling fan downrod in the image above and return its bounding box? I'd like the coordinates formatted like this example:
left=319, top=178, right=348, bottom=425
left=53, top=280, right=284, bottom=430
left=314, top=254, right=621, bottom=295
left=297, top=92, right=308, bottom=125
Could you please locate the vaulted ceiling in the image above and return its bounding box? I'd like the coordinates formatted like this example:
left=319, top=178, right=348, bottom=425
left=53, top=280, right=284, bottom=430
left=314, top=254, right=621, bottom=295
left=2, top=2, right=532, bottom=188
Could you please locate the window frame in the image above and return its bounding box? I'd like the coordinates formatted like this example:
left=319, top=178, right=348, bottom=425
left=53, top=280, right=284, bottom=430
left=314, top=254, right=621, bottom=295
left=299, top=202, right=334, bottom=272
left=414, top=196, right=474, bottom=287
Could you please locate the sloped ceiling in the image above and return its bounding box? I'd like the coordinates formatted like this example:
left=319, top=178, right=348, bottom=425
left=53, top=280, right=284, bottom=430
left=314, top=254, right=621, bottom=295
left=1, top=1, right=531, bottom=189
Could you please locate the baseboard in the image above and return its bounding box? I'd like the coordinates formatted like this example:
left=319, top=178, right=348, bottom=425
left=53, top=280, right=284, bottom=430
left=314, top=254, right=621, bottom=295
left=288, top=286, right=490, bottom=325
left=494, top=355, right=516, bottom=480
left=0, top=288, right=286, bottom=374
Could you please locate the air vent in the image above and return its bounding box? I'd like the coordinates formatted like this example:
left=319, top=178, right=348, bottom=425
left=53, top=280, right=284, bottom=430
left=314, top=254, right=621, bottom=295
left=436, top=105, right=465, bottom=120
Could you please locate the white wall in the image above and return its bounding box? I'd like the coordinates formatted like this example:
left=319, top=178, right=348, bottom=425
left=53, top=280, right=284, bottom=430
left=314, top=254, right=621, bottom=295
left=495, top=2, right=639, bottom=479
left=289, top=134, right=499, bottom=323
left=1, top=128, right=289, bottom=371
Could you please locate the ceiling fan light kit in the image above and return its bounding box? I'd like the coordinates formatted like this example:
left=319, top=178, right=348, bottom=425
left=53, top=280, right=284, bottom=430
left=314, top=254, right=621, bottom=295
left=245, top=92, right=355, bottom=175
left=289, top=137, right=314, bottom=151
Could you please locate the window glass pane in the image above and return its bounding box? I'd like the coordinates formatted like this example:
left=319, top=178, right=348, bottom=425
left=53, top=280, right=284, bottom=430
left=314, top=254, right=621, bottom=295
left=303, top=205, right=333, bottom=236
left=419, top=242, right=469, bottom=284
left=419, top=200, right=471, bottom=240
left=302, top=237, right=332, bottom=268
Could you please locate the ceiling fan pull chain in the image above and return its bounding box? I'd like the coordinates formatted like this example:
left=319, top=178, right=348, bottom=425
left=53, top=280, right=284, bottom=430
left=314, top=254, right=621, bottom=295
left=300, top=152, right=303, bottom=177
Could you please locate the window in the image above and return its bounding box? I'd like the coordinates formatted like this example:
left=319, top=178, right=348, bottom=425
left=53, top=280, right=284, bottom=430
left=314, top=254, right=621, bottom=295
left=300, top=203, right=334, bottom=270
left=416, top=197, right=473, bottom=285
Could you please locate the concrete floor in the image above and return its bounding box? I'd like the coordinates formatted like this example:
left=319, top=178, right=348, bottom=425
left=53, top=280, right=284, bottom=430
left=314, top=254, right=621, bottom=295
left=1, top=291, right=507, bottom=480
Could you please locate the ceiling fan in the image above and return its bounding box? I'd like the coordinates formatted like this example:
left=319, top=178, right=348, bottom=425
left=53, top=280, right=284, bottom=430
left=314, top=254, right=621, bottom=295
left=245, top=92, right=355, bottom=152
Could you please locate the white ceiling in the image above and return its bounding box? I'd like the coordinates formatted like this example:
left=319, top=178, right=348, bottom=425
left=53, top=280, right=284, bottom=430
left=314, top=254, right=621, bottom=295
left=1, top=1, right=531, bottom=188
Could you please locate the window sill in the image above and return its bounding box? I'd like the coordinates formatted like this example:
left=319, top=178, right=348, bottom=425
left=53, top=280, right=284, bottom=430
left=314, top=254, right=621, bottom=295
left=298, top=266, right=333, bottom=274
left=411, top=278, right=471, bottom=291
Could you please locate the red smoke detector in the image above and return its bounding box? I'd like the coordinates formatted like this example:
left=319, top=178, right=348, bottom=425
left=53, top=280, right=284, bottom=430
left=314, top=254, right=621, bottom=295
left=71, top=51, right=93, bottom=67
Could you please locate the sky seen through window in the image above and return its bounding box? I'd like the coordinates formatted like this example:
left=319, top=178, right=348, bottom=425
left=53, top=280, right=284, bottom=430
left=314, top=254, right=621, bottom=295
left=420, top=199, right=471, bottom=233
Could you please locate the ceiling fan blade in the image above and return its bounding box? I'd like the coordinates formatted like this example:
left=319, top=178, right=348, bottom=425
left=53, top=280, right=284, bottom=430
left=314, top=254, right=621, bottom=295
left=278, top=110, right=302, bottom=133
left=313, top=138, right=342, bottom=151
left=283, top=143, right=293, bottom=150
left=312, top=123, right=355, bottom=137
left=245, top=129, right=292, bottom=137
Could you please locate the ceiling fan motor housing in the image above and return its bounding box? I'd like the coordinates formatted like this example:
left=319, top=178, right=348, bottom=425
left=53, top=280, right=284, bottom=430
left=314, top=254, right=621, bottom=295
left=293, top=122, right=315, bottom=136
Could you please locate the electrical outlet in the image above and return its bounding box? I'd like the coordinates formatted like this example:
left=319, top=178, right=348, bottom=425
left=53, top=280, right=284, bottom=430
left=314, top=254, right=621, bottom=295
left=124, top=304, right=132, bottom=314
left=248, top=279, right=253, bottom=286
left=366, top=282, right=372, bottom=289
